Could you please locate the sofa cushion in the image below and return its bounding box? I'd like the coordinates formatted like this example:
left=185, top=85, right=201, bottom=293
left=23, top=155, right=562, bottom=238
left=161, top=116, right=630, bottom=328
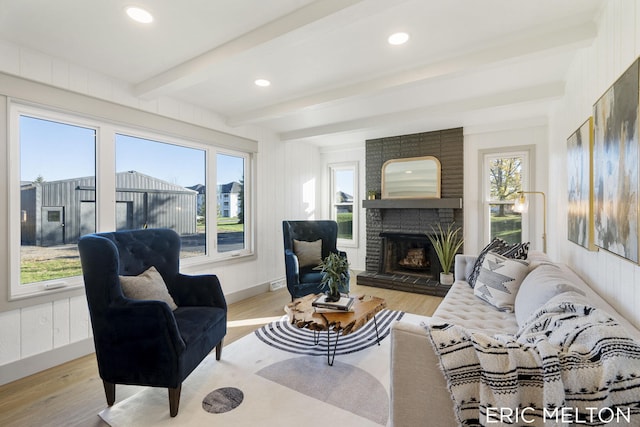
left=473, top=251, right=529, bottom=312
left=293, top=239, right=323, bottom=268
left=514, top=263, right=586, bottom=327
left=120, top=266, right=178, bottom=310
left=467, top=238, right=508, bottom=288
left=433, top=281, right=519, bottom=335
left=499, top=241, right=529, bottom=259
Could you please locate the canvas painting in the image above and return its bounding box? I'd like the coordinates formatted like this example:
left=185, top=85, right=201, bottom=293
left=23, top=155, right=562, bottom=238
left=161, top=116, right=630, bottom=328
left=593, top=59, right=639, bottom=263
left=567, top=117, right=597, bottom=250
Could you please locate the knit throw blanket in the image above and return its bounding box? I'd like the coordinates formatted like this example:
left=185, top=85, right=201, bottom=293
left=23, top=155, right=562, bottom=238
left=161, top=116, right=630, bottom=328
left=427, top=300, right=640, bottom=426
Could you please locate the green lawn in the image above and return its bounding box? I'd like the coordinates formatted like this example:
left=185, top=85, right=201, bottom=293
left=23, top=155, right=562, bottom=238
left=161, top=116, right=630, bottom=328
left=21, top=257, right=82, bottom=284
left=491, top=214, right=522, bottom=244
left=20, top=219, right=244, bottom=284
left=217, top=217, right=243, bottom=232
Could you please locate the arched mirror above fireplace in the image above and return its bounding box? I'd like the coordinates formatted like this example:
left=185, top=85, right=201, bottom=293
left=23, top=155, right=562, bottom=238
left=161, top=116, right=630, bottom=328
left=381, top=156, right=441, bottom=199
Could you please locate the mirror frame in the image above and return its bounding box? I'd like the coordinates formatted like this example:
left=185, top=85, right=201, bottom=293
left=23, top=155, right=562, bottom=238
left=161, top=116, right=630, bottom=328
left=381, top=156, right=441, bottom=199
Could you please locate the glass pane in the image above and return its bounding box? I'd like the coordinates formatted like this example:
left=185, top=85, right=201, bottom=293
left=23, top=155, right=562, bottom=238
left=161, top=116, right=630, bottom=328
left=217, top=153, right=245, bottom=252
left=334, top=169, right=354, bottom=240
left=490, top=203, right=522, bottom=244
left=20, top=115, right=96, bottom=284
left=488, top=156, right=522, bottom=202
left=116, top=134, right=206, bottom=258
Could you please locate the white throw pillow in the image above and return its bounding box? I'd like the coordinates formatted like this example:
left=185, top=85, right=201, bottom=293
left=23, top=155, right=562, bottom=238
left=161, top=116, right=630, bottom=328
left=514, top=263, right=586, bottom=327
left=293, top=239, right=323, bottom=268
left=474, top=251, right=530, bottom=312
left=120, top=266, right=178, bottom=310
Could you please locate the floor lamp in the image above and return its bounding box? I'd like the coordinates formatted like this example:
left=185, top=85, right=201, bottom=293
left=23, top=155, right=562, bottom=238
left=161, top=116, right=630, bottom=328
left=513, top=190, right=547, bottom=253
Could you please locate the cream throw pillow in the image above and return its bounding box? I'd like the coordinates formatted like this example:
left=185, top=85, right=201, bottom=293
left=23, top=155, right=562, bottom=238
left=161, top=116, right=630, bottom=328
left=293, top=239, right=323, bottom=268
left=120, top=266, right=178, bottom=310
left=474, top=251, right=529, bottom=312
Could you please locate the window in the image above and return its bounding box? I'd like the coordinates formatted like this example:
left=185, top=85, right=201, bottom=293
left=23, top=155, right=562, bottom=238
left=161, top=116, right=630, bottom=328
left=16, top=114, right=96, bottom=293
left=482, top=150, right=530, bottom=245
left=115, top=134, right=207, bottom=257
left=9, top=101, right=254, bottom=299
left=216, top=153, right=247, bottom=253
left=329, top=162, right=358, bottom=246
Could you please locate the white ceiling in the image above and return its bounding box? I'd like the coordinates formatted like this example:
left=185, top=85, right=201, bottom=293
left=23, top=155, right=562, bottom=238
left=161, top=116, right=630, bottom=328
left=0, top=0, right=603, bottom=146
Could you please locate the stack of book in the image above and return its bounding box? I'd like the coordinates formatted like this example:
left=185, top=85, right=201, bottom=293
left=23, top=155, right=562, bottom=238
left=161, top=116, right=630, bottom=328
left=312, top=294, right=355, bottom=312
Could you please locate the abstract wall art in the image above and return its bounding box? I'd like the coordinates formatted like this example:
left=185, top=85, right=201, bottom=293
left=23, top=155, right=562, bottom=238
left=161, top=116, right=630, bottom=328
left=567, top=117, right=597, bottom=251
left=592, top=58, right=639, bottom=263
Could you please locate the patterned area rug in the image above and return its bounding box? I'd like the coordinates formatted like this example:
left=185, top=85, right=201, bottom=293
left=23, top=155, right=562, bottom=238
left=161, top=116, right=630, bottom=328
left=98, top=310, right=416, bottom=427
left=255, top=309, right=404, bottom=355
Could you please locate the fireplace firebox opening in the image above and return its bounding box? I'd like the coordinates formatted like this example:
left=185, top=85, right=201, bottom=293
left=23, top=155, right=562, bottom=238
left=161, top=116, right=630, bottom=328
left=380, top=232, right=440, bottom=279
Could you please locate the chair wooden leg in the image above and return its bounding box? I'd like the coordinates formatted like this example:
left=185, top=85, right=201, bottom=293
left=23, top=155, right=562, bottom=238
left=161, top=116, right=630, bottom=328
left=216, top=339, right=224, bottom=360
left=168, top=385, right=181, bottom=417
left=103, top=380, right=116, bottom=406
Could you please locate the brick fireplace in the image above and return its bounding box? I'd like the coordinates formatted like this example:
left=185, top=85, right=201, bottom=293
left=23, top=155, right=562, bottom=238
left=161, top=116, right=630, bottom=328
left=356, top=128, right=463, bottom=296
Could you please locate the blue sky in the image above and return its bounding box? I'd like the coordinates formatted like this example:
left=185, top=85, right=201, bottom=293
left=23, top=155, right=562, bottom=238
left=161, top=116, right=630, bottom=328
left=20, top=115, right=243, bottom=187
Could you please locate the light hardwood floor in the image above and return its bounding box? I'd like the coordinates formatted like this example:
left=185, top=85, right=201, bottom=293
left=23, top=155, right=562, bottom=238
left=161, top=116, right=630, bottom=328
left=0, top=282, right=442, bottom=427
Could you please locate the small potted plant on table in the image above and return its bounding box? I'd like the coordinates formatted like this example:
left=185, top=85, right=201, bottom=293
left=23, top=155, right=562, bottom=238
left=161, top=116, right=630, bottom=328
left=315, top=252, right=350, bottom=302
left=427, top=223, right=463, bottom=285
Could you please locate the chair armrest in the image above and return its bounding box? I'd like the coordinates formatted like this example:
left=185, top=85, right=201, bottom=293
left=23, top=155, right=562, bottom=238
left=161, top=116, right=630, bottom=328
left=105, top=299, right=186, bottom=355
left=454, top=254, right=477, bottom=282
left=170, top=274, right=227, bottom=309
left=284, top=249, right=300, bottom=286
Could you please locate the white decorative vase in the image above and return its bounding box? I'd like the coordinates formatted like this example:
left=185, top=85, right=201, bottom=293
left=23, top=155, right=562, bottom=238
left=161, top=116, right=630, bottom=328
left=439, top=272, right=454, bottom=285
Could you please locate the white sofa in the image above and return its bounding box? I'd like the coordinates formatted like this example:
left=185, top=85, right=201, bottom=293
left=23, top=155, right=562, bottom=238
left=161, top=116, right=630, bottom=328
left=390, top=253, right=640, bottom=427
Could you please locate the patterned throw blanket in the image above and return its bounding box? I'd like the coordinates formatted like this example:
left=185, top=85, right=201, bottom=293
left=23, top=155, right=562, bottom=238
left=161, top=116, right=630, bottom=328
left=427, top=299, right=640, bottom=426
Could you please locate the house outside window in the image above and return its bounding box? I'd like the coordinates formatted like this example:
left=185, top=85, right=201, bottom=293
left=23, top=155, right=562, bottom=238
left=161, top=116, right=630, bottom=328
left=216, top=154, right=246, bottom=253
left=329, top=162, right=358, bottom=247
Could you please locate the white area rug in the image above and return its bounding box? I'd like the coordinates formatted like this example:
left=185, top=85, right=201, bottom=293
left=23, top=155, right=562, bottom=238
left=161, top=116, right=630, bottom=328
left=99, top=311, right=428, bottom=427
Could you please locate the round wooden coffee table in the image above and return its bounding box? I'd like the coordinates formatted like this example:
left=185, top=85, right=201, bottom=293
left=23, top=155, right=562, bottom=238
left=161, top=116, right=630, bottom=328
left=286, top=294, right=387, bottom=365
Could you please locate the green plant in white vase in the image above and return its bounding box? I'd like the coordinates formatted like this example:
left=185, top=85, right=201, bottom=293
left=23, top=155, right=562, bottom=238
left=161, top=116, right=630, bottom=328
left=315, top=252, right=350, bottom=302
left=427, top=223, right=463, bottom=285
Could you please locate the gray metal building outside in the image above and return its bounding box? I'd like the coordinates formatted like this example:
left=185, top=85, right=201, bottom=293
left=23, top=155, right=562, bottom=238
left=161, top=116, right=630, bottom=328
left=21, top=171, right=198, bottom=246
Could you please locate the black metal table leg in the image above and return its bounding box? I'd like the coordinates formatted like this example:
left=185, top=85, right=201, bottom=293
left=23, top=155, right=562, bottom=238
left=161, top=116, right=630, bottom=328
left=327, top=329, right=340, bottom=366
left=374, top=313, right=381, bottom=345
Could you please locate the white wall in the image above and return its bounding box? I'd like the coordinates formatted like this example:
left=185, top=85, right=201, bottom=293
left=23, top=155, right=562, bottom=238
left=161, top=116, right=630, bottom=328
left=549, top=0, right=640, bottom=329
left=0, top=40, right=320, bottom=384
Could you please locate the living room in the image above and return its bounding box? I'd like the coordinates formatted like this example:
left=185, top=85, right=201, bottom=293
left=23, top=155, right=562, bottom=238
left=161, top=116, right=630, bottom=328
left=1, top=0, right=640, bottom=425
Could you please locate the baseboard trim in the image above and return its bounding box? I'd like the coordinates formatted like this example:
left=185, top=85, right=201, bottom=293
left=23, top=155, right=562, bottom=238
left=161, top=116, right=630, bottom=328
left=0, top=338, right=95, bottom=386
left=224, top=282, right=270, bottom=304
left=0, top=282, right=275, bottom=386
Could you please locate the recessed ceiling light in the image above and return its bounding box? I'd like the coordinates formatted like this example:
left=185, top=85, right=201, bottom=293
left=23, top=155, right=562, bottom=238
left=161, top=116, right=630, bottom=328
left=388, top=32, right=409, bottom=45
left=126, top=7, right=153, bottom=24
left=254, top=79, right=271, bottom=87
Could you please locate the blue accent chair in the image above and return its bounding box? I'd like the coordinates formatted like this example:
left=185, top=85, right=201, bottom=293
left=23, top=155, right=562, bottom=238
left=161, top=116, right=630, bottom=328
left=282, top=220, right=349, bottom=300
left=78, top=228, right=227, bottom=417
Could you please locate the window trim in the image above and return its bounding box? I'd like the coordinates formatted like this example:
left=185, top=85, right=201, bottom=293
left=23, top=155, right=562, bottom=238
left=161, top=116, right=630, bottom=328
left=480, top=147, right=534, bottom=247
left=7, top=97, right=256, bottom=302
left=213, top=149, right=253, bottom=256
left=328, top=161, right=358, bottom=248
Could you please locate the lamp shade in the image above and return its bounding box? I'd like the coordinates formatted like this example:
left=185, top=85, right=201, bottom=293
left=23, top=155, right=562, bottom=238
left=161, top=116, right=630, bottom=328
left=513, top=193, right=528, bottom=213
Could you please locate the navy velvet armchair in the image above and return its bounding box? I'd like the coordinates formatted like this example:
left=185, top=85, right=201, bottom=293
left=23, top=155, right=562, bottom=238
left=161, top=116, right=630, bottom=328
left=78, top=228, right=227, bottom=417
left=282, top=220, right=349, bottom=300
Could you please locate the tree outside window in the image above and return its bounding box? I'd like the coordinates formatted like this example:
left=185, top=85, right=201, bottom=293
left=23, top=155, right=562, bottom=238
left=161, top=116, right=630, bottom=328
left=486, top=153, right=527, bottom=244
